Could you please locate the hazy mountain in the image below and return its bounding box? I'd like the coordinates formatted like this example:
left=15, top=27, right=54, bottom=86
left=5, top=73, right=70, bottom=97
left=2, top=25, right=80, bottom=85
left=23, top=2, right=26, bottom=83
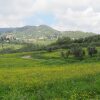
left=0, top=28, right=15, bottom=33
left=0, top=25, right=96, bottom=40
left=62, top=31, right=95, bottom=39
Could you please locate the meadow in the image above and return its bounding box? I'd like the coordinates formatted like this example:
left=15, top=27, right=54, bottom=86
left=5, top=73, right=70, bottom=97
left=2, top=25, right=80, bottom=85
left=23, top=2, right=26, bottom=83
left=0, top=48, right=100, bottom=100
left=0, top=43, right=23, bottom=50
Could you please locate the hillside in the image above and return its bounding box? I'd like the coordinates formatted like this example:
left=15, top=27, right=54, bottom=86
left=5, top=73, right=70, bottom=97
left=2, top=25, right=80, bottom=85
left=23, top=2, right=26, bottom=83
left=62, top=31, right=95, bottom=39
left=0, top=28, right=15, bottom=33
left=0, top=25, right=96, bottom=40
left=13, top=25, right=60, bottom=39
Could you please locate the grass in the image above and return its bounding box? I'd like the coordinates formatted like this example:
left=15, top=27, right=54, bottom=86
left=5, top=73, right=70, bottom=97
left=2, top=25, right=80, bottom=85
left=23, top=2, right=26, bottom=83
left=0, top=48, right=100, bottom=99
left=0, top=43, right=23, bottom=50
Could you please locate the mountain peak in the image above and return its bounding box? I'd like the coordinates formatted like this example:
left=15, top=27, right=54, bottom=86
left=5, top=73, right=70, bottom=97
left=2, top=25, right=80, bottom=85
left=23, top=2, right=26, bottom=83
left=38, top=25, right=51, bottom=28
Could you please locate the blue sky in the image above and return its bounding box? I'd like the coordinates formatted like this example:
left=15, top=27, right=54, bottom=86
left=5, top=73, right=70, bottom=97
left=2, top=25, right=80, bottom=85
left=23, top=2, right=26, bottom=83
left=0, top=0, right=100, bottom=33
left=25, top=13, right=56, bottom=26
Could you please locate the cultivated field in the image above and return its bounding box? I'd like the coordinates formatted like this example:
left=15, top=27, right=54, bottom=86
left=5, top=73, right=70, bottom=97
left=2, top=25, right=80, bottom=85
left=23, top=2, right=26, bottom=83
left=0, top=48, right=100, bottom=100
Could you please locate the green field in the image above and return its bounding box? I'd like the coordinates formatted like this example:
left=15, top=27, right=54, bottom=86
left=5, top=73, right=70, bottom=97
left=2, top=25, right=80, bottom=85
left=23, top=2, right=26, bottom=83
left=0, top=43, right=23, bottom=50
left=0, top=49, right=100, bottom=100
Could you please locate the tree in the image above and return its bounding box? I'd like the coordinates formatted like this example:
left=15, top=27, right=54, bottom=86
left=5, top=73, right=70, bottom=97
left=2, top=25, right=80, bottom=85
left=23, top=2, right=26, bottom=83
left=87, top=46, right=98, bottom=57
left=57, top=37, right=72, bottom=45
left=47, top=47, right=52, bottom=52
left=66, top=50, right=71, bottom=58
left=71, top=46, right=85, bottom=60
left=61, top=51, right=65, bottom=58
left=0, top=36, right=5, bottom=49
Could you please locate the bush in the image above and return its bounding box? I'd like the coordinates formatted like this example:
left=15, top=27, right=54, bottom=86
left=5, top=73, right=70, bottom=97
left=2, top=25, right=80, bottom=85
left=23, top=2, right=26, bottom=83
left=47, top=47, right=53, bottom=52
left=0, top=48, right=15, bottom=54
left=65, top=50, right=71, bottom=58
left=57, top=37, right=72, bottom=45
left=61, top=51, right=66, bottom=58
left=16, top=43, right=44, bottom=52
left=87, top=46, right=98, bottom=57
left=71, top=46, right=85, bottom=60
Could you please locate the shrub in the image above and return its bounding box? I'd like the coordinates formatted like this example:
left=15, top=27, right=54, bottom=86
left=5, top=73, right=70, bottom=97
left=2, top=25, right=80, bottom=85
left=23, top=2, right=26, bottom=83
left=57, top=37, right=72, bottom=45
left=0, top=48, right=15, bottom=54
left=71, top=46, right=85, bottom=60
left=87, top=46, right=98, bottom=57
left=61, top=51, right=65, bottom=58
left=47, top=47, right=52, bottom=52
left=65, top=50, right=71, bottom=58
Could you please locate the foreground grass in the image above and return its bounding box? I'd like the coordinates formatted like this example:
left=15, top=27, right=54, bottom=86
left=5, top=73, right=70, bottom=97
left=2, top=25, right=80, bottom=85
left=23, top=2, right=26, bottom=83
left=0, top=50, right=100, bottom=99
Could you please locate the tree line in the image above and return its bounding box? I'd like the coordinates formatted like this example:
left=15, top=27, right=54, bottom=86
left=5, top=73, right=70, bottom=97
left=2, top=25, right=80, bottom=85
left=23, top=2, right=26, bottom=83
left=47, top=35, right=100, bottom=50
left=60, top=45, right=98, bottom=60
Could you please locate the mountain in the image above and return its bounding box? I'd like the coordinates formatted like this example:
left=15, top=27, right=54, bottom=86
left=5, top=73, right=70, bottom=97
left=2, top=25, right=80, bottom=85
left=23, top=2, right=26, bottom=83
left=0, top=28, right=15, bottom=33
left=62, top=31, right=95, bottom=39
left=12, top=25, right=60, bottom=39
left=0, top=25, right=96, bottom=40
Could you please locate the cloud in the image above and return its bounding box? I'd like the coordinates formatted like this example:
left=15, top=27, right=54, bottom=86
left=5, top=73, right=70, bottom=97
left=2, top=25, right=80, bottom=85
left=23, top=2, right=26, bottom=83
left=0, top=0, right=35, bottom=27
left=52, top=7, right=100, bottom=33
left=46, top=0, right=100, bottom=33
left=0, top=0, right=100, bottom=33
left=0, top=0, right=49, bottom=27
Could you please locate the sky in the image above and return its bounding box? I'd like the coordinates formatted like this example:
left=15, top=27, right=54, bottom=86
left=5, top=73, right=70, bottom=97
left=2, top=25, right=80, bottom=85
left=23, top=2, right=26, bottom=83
left=0, top=0, right=100, bottom=33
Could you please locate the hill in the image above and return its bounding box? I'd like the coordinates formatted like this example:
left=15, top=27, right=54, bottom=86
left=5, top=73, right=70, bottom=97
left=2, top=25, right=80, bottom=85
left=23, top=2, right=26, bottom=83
left=0, top=25, right=96, bottom=40
left=62, top=31, right=95, bottom=39
left=13, top=25, right=60, bottom=39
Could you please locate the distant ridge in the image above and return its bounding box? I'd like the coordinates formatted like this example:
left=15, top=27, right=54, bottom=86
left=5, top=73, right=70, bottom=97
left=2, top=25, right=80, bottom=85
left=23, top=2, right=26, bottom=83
left=0, top=25, right=96, bottom=39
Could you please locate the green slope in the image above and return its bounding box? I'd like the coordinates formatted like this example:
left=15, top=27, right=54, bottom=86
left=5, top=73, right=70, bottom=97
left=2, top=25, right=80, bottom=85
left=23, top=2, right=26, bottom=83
left=0, top=49, right=100, bottom=99
left=0, top=25, right=96, bottom=40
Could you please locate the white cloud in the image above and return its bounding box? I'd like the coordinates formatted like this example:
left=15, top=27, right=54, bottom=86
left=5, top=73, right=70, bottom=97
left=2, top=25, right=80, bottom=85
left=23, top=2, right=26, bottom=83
left=47, top=0, right=100, bottom=33
left=0, top=0, right=49, bottom=27
left=0, top=0, right=100, bottom=33
left=0, top=0, right=35, bottom=27
left=52, top=7, right=100, bottom=33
